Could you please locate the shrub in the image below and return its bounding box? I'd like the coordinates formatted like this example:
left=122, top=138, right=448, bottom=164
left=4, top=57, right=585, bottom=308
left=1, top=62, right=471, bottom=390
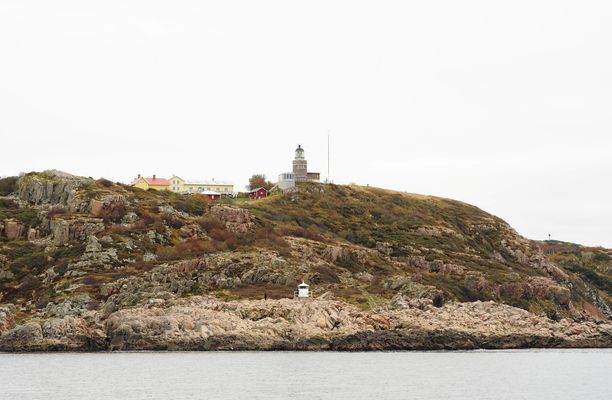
left=248, top=224, right=291, bottom=254
left=134, top=207, right=161, bottom=228
left=19, top=274, right=43, bottom=292
left=96, top=178, right=113, bottom=188
left=197, top=216, right=225, bottom=232
left=161, top=213, right=184, bottom=229
left=9, top=253, right=48, bottom=275
left=156, top=238, right=221, bottom=260
left=0, top=199, right=17, bottom=209
left=99, top=203, right=128, bottom=223
left=310, top=265, right=341, bottom=283
left=47, top=206, right=68, bottom=219
left=16, top=208, right=39, bottom=226
left=85, top=300, right=101, bottom=311
left=0, top=176, right=18, bottom=195
left=53, top=243, right=86, bottom=259
left=170, top=194, right=209, bottom=216
left=81, top=275, right=102, bottom=286
left=593, top=252, right=611, bottom=262
left=209, top=228, right=238, bottom=249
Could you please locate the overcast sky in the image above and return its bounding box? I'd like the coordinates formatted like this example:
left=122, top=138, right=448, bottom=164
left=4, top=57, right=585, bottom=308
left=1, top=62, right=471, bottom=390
left=1, top=1, right=610, bottom=247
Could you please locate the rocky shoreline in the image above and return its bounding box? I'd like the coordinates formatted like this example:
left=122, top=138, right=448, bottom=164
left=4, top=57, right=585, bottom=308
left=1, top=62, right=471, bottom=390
left=1, top=297, right=610, bottom=352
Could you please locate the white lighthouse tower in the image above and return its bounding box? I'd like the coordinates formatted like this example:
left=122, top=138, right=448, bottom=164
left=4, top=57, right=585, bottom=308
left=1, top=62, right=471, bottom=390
left=295, top=282, right=310, bottom=299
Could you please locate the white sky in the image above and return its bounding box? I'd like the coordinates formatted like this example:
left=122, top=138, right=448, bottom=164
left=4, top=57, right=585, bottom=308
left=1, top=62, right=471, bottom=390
left=0, top=1, right=610, bottom=247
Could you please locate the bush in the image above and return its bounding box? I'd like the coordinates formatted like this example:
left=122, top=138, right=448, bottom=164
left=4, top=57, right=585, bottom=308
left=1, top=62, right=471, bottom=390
left=9, top=253, right=48, bottom=275
left=197, top=216, right=225, bottom=232
left=248, top=224, right=291, bottom=254
left=170, top=194, right=210, bottom=216
left=99, top=203, right=128, bottom=223
left=19, top=274, right=43, bottom=292
left=593, top=252, right=611, bottom=262
left=161, top=213, right=184, bottom=229
left=156, top=238, right=222, bottom=260
left=209, top=228, right=238, bottom=249
left=96, top=178, right=113, bottom=188
left=0, top=199, right=17, bottom=209
left=9, top=208, right=39, bottom=226
left=0, top=176, right=18, bottom=195
left=281, top=225, right=326, bottom=242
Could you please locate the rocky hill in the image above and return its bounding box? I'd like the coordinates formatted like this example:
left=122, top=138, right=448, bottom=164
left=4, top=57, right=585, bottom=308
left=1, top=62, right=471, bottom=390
left=0, top=171, right=610, bottom=351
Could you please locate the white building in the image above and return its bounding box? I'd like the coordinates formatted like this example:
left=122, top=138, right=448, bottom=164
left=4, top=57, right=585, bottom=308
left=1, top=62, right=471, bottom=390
left=277, top=172, right=296, bottom=191
left=168, top=175, right=234, bottom=194
left=295, top=282, right=310, bottom=299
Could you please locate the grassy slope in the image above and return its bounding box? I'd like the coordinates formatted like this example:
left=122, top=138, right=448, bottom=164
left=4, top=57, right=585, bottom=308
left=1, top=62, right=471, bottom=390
left=540, top=240, right=612, bottom=305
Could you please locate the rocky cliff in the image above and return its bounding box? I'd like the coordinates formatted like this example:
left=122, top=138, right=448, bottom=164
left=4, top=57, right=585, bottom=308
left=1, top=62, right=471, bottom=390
left=0, top=171, right=610, bottom=351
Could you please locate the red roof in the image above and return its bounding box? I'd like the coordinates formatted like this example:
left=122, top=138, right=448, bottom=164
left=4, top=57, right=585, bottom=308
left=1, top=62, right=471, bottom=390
left=143, top=177, right=171, bottom=186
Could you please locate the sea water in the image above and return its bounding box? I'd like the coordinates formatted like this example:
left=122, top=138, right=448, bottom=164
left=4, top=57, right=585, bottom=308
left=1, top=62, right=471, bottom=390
left=0, top=350, right=610, bottom=400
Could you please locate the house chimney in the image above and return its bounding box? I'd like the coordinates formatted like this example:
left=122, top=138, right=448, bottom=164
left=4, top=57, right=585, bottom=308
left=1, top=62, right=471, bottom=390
left=153, top=174, right=156, bottom=180
left=137, top=174, right=141, bottom=178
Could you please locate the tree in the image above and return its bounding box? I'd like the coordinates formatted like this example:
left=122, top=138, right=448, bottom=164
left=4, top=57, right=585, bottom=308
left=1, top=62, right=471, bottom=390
left=248, top=174, right=273, bottom=191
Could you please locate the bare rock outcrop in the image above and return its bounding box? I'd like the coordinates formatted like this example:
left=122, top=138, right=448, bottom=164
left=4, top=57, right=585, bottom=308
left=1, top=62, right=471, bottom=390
left=0, top=317, right=106, bottom=351
left=50, top=218, right=104, bottom=246
left=17, top=170, right=92, bottom=212
left=210, top=205, right=254, bottom=234
left=3, top=219, right=25, bottom=240
left=2, top=296, right=610, bottom=351
left=90, top=194, right=127, bottom=217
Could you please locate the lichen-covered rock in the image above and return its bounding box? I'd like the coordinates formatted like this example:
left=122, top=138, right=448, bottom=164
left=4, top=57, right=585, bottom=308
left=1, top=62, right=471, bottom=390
left=0, top=305, right=16, bottom=332
left=44, top=295, right=92, bottom=318
left=0, top=322, right=43, bottom=347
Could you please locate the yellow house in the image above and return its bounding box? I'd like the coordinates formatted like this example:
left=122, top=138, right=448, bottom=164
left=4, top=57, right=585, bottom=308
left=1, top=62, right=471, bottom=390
left=131, top=175, right=171, bottom=191
left=169, top=175, right=234, bottom=194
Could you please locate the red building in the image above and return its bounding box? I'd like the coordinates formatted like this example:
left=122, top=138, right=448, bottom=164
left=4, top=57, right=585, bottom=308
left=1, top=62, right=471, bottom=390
left=248, top=187, right=268, bottom=199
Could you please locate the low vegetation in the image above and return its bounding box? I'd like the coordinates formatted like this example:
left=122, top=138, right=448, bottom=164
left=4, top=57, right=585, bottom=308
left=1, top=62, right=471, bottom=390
left=0, top=172, right=610, bottom=323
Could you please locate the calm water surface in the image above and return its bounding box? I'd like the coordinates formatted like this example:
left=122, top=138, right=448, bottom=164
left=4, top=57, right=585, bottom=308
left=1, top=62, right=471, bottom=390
left=0, top=350, right=610, bottom=399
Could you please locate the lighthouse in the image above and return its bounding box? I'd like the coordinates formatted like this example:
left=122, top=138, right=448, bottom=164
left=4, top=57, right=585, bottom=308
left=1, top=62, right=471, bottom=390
left=292, top=145, right=308, bottom=182
left=295, top=281, right=310, bottom=299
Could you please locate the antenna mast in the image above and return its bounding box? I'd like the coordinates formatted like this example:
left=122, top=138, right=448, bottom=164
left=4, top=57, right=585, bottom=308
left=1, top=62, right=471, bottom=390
left=327, top=132, right=330, bottom=183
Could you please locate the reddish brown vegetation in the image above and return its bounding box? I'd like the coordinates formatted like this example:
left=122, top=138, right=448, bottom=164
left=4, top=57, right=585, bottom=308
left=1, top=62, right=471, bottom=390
left=156, top=238, right=224, bottom=260
left=99, top=203, right=128, bottom=223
